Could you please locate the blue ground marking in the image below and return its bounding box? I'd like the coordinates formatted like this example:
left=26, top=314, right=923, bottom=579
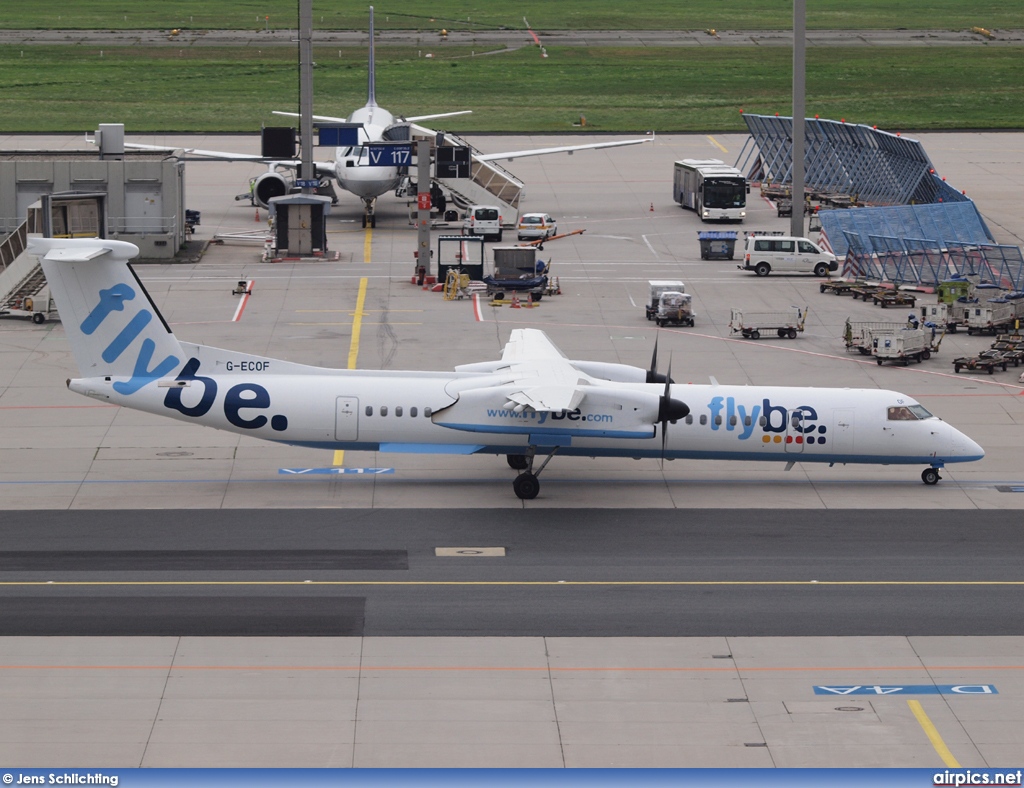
left=279, top=468, right=395, bottom=475
left=815, top=685, right=997, bottom=695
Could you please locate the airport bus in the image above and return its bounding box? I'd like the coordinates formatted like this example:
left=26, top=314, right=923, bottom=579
left=673, top=159, right=747, bottom=222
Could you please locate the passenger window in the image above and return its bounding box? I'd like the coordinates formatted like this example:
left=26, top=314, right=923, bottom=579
left=365, top=406, right=373, bottom=416
left=755, top=240, right=770, bottom=252
left=380, top=406, right=388, bottom=417
left=410, top=407, right=418, bottom=417
left=699, top=415, right=707, bottom=425
left=798, top=241, right=818, bottom=253
left=424, top=407, right=432, bottom=417
left=791, top=413, right=802, bottom=427
left=759, top=416, right=767, bottom=426
left=685, top=415, right=693, bottom=425
left=714, top=415, right=722, bottom=426
left=744, top=416, right=752, bottom=427
left=778, top=241, right=795, bottom=253
left=396, top=406, right=403, bottom=417
left=729, top=416, right=737, bottom=426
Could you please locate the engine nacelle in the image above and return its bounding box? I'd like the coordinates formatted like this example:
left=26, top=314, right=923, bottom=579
left=252, top=172, right=290, bottom=209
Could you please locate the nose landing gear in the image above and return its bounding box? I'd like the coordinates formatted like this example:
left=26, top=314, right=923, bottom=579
left=921, top=467, right=942, bottom=485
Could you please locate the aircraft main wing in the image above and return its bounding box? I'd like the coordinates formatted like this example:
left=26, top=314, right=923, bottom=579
left=476, top=136, right=653, bottom=163
left=118, top=142, right=338, bottom=178
left=501, top=328, right=569, bottom=363
left=499, top=329, right=588, bottom=413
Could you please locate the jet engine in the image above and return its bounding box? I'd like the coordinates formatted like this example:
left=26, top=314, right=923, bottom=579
left=251, top=172, right=290, bottom=209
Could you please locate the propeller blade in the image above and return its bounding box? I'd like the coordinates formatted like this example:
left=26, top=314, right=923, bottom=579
left=661, top=357, right=672, bottom=465
left=646, top=335, right=674, bottom=384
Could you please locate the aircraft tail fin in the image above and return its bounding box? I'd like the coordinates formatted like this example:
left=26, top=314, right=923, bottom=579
left=367, top=6, right=377, bottom=107
left=29, top=237, right=186, bottom=394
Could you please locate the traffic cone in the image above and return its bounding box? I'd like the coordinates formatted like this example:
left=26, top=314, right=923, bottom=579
left=650, top=203, right=654, bottom=212
left=510, top=294, right=521, bottom=309
left=254, top=208, right=260, bottom=223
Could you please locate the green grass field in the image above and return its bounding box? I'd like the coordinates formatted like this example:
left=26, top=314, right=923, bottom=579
left=6, top=1, right=1024, bottom=31
left=1, top=44, right=1021, bottom=133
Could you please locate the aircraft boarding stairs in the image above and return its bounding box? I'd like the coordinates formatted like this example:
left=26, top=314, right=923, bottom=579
left=429, top=132, right=524, bottom=222
left=0, top=222, right=55, bottom=323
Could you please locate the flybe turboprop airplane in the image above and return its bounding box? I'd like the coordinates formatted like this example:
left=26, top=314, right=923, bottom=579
left=30, top=238, right=984, bottom=500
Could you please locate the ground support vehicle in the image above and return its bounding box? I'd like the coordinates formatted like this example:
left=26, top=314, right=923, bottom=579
left=965, top=298, right=1024, bottom=335
left=844, top=321, right=908, bottom=355
left=819, top=278, right=863, bottom=296
left=483, top=246, right=548, bottom=301
left=953, top=353, right=1010, bottom=374
left=462, top=205, right=504, bottom=241
left=850, top=285, right=886, bottom=301
left=729, top=307, right=807, bottom=340
left=990, top=335, right=1024, bottom=366
left=517, top=213, right=557, bottom=241
left=645, top=281, right=686, bottom=320
left=654, top=292, right=695, bottom=327
left=873, top=291, right=918, bottom=309
left=920, top=302, right=967, bottom=334
left=740, top=235, right=836, bottom=277
left=871, top=328, right=932, bottom=366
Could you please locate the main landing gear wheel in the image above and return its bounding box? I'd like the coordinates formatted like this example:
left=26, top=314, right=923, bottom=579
left=921, top=467, right=941, bottom=485
left=513, top=473, right=540, bottom=500
left=507, top=454, right=529, bottom=471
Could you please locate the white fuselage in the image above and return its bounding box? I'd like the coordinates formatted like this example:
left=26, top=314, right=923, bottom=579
left=334, top=103, right=402, bottom=201
left=68, top=367, right=983, bottom=468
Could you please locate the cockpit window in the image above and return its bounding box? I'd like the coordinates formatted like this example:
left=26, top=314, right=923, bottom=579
left=887, top=404, right=933, bottom=421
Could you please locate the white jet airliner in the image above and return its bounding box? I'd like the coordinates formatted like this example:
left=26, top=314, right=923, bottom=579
left=118, top=6, right=652, bottom=227
left=30, top=238, right=984, bottom=500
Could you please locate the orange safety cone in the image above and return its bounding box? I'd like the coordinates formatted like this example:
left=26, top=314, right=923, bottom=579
left=650, top=203, right=655, bottom=212
left=254, top=208, right=261, bottom=223
left=510, top=294, right=521, bottom=309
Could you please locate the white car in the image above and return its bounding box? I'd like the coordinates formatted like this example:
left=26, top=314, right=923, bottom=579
left=517, top=213, right=558, bottom=241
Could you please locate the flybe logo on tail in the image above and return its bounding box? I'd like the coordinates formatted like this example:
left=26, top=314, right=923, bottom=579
left=82, top=284, right=180, bottom=394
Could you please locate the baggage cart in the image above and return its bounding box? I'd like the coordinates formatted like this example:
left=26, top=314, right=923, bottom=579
left=729, top=306, right=807, bottom=340
left=871, top=328, right=931, bottom=366
left=872, top=291, right=917, bottom=309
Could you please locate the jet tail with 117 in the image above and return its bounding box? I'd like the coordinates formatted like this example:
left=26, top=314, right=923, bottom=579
left=30, top=237, right=984, bottom=500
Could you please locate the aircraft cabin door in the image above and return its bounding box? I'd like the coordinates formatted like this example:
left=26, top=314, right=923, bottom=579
left=832, top=408, right=854, bottom=455
left=335, top=397, right=359, bottom=441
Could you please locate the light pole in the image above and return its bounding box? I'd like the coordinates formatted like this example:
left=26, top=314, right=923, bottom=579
left=790, top=0, right=806, bottom=237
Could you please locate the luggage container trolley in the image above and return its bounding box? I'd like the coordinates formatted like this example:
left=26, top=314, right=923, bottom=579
left=645, top=280, right=686, bottom=320
left=729, top=306, right=807, bottom=340
left=654, top=291, right=696, bottom=327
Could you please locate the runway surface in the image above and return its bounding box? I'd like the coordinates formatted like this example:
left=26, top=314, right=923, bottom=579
left=3, top=509, right=1022, bottom=637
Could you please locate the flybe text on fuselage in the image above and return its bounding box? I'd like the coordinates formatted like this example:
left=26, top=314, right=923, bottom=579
left=705, top=395, right=826, bottom=445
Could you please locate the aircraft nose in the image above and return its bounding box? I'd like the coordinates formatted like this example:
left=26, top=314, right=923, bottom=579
left=950, top=424, right=985, bottom=460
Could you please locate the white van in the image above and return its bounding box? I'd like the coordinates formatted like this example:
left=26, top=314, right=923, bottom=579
left=463, top=205, right=503, bottom=241
left=741, top=236, right=837, bottom=277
